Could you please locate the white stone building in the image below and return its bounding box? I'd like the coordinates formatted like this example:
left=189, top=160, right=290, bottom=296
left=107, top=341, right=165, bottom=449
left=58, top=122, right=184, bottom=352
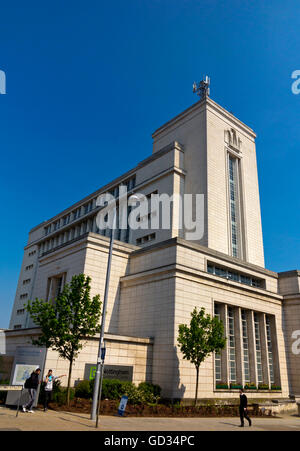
left=4, top=92, right=300, bottom=401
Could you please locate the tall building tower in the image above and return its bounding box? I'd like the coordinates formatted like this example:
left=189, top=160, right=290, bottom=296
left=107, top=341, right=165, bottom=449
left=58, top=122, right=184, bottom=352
left=5, top=80, right=299, bottom=402
left=152, top=84, right=264, bottom=267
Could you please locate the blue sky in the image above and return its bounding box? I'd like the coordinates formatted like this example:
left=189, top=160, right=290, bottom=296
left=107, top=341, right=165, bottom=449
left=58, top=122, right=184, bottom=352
left=0, top=0, right=299, bottom=328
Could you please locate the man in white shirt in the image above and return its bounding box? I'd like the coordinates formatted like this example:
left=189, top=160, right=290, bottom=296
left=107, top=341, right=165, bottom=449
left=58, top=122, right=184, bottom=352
left=44, top=369, right=66, bottom=411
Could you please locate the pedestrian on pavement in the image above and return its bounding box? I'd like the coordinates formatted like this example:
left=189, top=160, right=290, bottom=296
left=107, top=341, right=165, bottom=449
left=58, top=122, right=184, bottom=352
left=43, top=369, right=66, bottom=411
left=239, top=388, right=252, bottom=427
left=22, top=368, right=41, bottom=413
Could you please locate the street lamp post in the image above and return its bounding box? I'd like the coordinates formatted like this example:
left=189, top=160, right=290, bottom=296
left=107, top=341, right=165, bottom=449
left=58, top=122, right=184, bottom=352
left=90, top=192, right=140, bottom=425
left=90, top=210, right=115, bottom=423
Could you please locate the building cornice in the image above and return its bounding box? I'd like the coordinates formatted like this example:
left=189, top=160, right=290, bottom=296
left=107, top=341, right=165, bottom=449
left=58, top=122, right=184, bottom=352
left=3, top=327, right=154, bottom=344
left=152, top=97, right=256, bottom=141
left=131, top=237, right=278, bottom=279
left=120, top=262, right=282, bottom=303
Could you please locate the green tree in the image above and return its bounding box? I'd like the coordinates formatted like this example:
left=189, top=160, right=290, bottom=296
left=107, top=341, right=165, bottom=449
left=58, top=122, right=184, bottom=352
left=177, top=307, right=226, bottom=406
left=26, top=274, right=102, bottom=405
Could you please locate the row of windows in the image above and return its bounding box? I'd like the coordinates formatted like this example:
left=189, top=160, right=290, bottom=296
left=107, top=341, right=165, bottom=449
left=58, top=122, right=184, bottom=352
left=20, top=293, right=28, bottom=300
left=40, top=211, right=132, bottom=256
left=207, top=263, right=264, bottom=289
left=44, top=176, right=136, bottom=237
left=23, top=279, right=31, bottom=285
left=28, top=250, right=36, bottom=257
left=136, top=233, right=156, bottom=245
left=25, top=264, right=34, bottom=271
left=214, top=304, right=276, bottom=386
left=16, top=308, right=25, bottom=315
left=41, top=191, right=151, bottom=256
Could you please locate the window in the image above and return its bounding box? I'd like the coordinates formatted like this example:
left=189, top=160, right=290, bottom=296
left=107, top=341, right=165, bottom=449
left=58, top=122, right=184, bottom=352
left=25, top=264, right=34, bottom=271
left=45, top=224, right=52, bottom=235
left=254, top=313, right=263, bottom=384
left=20, top=293, right=28, bottom=300
left=13, top=324, right=22, bottom=330
left=47, top=274, right=66, bottom=303
left=214, top=304, right=222, bottom=382
left=227, top=307, right=236, bottom=382
left=146, top=190, right=158, bottom=199
left=136, top=233, right=156, bottom=245
left=28, top=250, right=36, bottom=257
left=84, top=201, right=93, bottom=215
left=23, top=279, right=31, bottom=285
left=122, top=176, right=136, bottom=192
left=17, top=308, right=25, bottom=315
left=53, top=220, right=60, bottom=231
left=207, top=263, right=264, bottom=289
left=241, top=310, right=250, bottom=383
left=228, top=156, right=240, bottom=258
left=240, top=275, right=251, bottom=286
left=73, top=208, right=81, bottom=221
left=266, top=315, right=275, bottom=384
left=63, top=214, right=71, bottom=226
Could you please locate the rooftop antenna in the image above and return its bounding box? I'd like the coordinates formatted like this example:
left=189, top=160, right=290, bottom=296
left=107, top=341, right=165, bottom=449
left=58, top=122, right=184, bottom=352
left=193, top=75, right=210, bottom=100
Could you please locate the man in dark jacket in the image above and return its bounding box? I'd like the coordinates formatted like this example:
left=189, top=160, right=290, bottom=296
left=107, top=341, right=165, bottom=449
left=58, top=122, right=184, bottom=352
left=22, top=368, right=41, bottom=413
left=239, top=389, right=252, bottom=427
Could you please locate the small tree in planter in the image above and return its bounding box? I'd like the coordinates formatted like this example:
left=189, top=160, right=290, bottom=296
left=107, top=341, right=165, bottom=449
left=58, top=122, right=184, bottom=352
left=177, top=307, right=226, bottom=406
left=26, top=274, right=102, bottom=406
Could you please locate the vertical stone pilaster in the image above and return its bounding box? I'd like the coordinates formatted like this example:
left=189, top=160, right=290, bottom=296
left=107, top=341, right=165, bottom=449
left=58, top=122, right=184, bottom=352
left=269, top=315, right=281, bottom=387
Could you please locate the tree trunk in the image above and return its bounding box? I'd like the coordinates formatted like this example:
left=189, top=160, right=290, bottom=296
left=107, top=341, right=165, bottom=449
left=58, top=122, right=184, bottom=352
left=194, top=366, right=199, bottom=407
left=67, top=356, right=73, bottom=406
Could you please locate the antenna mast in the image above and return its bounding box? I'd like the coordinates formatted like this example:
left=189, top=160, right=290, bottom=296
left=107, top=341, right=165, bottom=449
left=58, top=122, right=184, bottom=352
left=193, top=75, right=210, bottom=100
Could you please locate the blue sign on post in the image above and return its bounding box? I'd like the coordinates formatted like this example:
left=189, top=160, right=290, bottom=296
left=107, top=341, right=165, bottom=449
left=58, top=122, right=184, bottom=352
left=117, top=395, right=128, bottom=416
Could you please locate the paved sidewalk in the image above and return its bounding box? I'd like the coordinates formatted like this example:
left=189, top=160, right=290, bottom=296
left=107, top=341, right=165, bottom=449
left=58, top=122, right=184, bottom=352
left=0, top=406, right=299, bottom=431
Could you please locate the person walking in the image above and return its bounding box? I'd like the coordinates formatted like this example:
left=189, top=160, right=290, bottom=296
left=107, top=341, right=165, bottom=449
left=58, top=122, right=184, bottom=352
left=43, top=369, right=66, bottom=411
left=239, top=388, right=252, bottom=427
left=22, top=368, right=41, bottom=413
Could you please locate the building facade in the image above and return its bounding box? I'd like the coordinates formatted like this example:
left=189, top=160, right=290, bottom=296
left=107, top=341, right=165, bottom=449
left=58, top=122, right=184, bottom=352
left=5, top=94, right=300, bottom=400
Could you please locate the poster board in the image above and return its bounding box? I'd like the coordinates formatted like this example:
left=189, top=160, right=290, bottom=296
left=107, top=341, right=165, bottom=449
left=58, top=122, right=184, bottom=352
left=6, top=346, right=46, bottom=406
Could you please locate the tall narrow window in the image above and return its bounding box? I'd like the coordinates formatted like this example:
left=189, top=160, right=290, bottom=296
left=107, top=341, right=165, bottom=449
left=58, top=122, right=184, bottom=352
left=254, top=313, right=263, bottom=384
left=227, top=306, right=236, bottom=382
left=241, top=310, right=250, bottom=383
left=266, top=315, right=275, bottom=384
left=47, top=274, right=65, bottom=303
left=214, top=304, right=222, bottom=382
left=228, top=156, right=240, bottom=258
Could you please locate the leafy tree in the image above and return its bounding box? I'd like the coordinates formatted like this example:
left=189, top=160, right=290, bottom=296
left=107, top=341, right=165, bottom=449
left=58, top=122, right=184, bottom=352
left=26, top=274, right=102, bottom=405
left=177, top=307, right=226, bottom=406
